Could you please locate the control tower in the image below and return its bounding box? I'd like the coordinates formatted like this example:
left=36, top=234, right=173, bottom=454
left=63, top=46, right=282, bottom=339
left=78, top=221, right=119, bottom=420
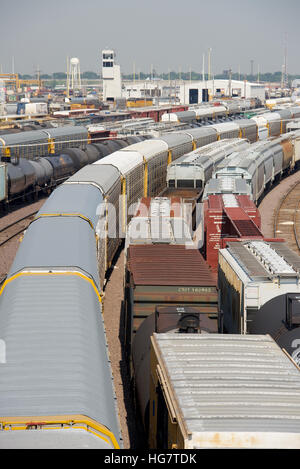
left=102, top=49, right=122, bottom=102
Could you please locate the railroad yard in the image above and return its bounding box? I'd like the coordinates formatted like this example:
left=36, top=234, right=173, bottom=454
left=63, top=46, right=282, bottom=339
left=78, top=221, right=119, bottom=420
left=1, top=159, right=300, bottom=448
left=1, top=29, right=300, bottom=447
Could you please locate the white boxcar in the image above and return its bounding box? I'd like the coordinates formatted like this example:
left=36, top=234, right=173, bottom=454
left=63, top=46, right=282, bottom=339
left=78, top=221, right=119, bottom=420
left=149, top=333, right=300, bottom=449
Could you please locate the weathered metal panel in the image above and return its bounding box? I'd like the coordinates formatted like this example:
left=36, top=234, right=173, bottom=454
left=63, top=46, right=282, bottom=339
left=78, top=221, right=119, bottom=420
left=128, top=244, right=217, bottom=286
left=149, top=334, right=300, bottom=449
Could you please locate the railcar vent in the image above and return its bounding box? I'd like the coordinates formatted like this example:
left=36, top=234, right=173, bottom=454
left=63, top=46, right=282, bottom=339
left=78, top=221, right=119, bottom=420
left=246, top=241, right=297, bottom=276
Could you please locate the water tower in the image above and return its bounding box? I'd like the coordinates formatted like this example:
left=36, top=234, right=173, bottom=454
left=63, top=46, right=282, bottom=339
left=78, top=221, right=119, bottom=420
left=69, top=57, right=81, bottom=93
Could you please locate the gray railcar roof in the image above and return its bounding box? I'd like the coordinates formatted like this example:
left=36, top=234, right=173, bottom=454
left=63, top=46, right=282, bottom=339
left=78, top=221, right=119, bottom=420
left=226, top=241, right=300, bottom=281
left=37, top=183, right=104, bottom=230
left=65, top=164, right=121, bottom=195
left=41, top=126, right=88, bottom=138
left=0, top=130, right=47, bottom=145
left=153, top=334, right=300, bottom=435
left=203, top=177, right=250, bottom=198
left=159, top=132, right=192, bottom=148
left=8, top=217, right=100, bottom=290
left=180, top=127, right=217, bottom=139
left=236, top=118, right=257, bottom=129
left=0, top=274, right=121, bottom=448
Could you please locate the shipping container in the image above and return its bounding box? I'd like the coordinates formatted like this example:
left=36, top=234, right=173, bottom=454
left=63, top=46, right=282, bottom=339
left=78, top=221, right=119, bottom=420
left=148, top=334, right=300, bottom=449
left=25, top=102, right=48, bottom=115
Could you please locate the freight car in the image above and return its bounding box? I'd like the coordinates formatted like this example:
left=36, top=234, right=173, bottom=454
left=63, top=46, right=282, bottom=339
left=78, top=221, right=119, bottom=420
left=1, top=136, right=142, bottom=205
left=204, top=132, right=300, bottom=204
left=162, top=106, right=300, bottom=140
left=161, top=102, right=243, bottom=124
left=167, top=138, right=250, bottom=190
left=203, top=193, right=263, bottom=272
left=126, top=245, right=218, bottom=425
left=0, top=125, right=89, bottom=161
left=3, top=122, right=300, bottom=449
left=125, top=196, right=194, bottom=250
left=148, top=334, right=300, bottom=449
left=0, top=212, right=122, bottom=448
left=218, top=240, right=300, bottom=362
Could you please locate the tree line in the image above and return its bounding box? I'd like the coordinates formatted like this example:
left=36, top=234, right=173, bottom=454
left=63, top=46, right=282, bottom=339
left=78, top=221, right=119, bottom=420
left=18, top=70, right=300, bottom=83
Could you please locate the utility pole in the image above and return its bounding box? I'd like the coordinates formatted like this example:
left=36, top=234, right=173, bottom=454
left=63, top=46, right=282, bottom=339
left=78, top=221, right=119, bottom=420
left=66, top=56, right=70, bottom=98
left=257, top=64, right=260, bottom=83
left=208, top=48, right=212, bottom=81
left=250, top=59, right=254, bottom=78
left=202, top=53, right=205, bottom=82
left=283, top=32, right=288, bottom=88
left=228, top=68, right=232, bottom=97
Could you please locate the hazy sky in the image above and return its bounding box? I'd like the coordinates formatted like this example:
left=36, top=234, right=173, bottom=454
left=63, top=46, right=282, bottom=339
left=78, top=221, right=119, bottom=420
left=1, top=0, right=299, bottom=75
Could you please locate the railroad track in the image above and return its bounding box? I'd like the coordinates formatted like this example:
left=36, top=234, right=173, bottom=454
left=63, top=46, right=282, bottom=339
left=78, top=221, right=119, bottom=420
left=0, top=211, right=38, bottom=248
left=274, top=181, right=300, bottom=253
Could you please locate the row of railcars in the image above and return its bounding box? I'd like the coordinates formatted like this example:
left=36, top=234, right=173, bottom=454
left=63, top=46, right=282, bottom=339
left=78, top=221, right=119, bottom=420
left=163, top=106, right=300, bottom=139
left=0, top=127, right=218, bottom=447
left=167, top=138, right=251, bottom=190
left=161, top=100, right=255, bottom=124
left=0, top=126, right=89, bottom=161
left=2, top=136, right=146, bottom=204
left=203, top=132, right=300, bottom=203
left=3, top=123, right=300, bottom=448
left=0, top=188, right=122, bottom=448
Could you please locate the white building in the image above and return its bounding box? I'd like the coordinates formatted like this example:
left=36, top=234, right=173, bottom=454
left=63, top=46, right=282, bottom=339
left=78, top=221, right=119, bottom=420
left=102, top=49, right=122, bottom=102
left=178, top=79, right=265, bottom=104
left=122, top=78, right=265, bottom=105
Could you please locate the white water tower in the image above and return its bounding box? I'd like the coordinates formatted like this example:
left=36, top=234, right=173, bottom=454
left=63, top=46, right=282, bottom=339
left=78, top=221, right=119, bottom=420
left=69, top=57, right=81, bottom=93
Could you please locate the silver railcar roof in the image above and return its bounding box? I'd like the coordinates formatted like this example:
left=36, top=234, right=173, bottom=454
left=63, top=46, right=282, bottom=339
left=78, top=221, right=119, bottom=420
left=65, top=164, right=121, bottom=195
left=37, top=183, right=104, bottom=230
left=153, top=334, right=300, bottom=436
left=0, top=274, right=121, bottom=448
left=8, top=216, right=100, bottom=290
